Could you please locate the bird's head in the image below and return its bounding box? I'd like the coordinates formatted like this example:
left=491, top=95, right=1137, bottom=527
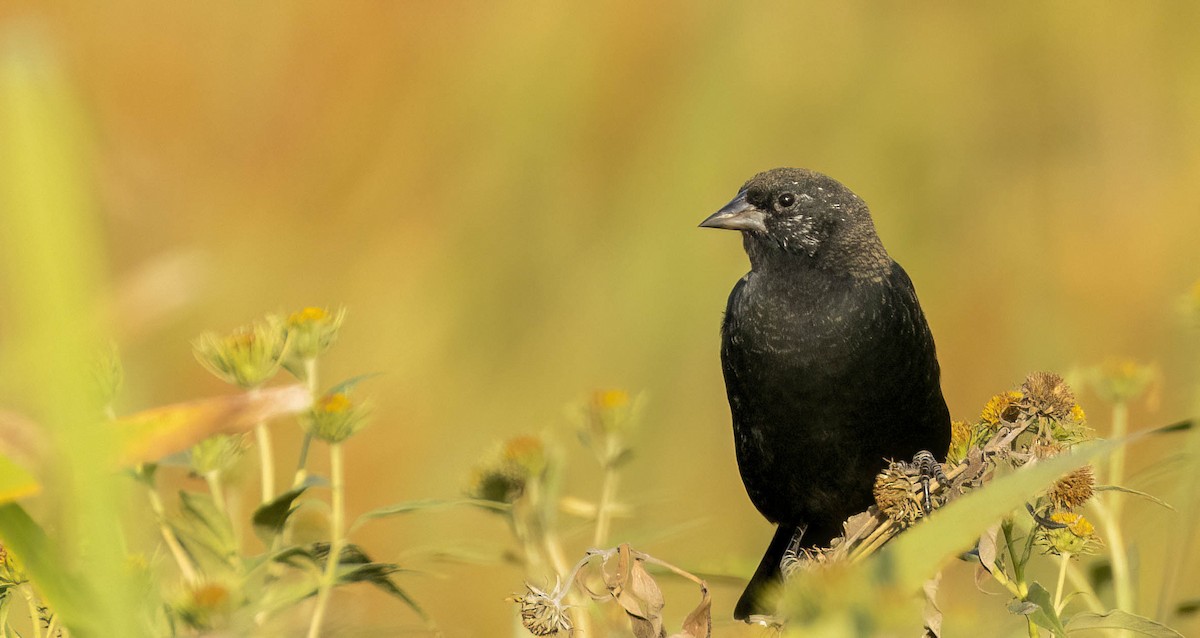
left=700, top=167, right=889, bottom=276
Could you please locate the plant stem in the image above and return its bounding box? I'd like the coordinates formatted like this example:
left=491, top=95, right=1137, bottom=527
left=205, top=470, right=227, bottom=515
left=1054, top=552, right=1071, bottom=613
left=307, top=442, right=344, bottom=638
left=293, top=358, right=319, bottom=488
left=1063, top=561, right=1107, bottom=614
left=145, top=480, right=200, bottom=584
left=1096, top=402, right=1135, bottom=615
left=254, top=422, right=275, bottom=504
left=592, top=464, right=620, bottom=547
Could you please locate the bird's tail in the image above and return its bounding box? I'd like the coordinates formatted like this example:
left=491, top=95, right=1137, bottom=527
left=734, top=520, right=840, bottom=621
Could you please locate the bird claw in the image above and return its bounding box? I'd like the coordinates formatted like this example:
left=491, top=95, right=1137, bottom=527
left=912, top=450, right=947, bottom=514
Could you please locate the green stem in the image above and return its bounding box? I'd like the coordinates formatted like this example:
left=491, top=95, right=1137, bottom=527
left=306, top=442, right=344, bottom=638
left=254, top=420, right=275, bottom=504
left=592, top=463, right=620, bottom=547
left=145, top=478, right=200, bottom=584
left=1054, top=552, right=1071, bottom=613
left=292, top=358, right=318, bottom=488
left=205, top=470, right=227, bottom=516
left=1064, top=560, right=1107, bottom=614
left=1095, top=401, right=1134, bottom=638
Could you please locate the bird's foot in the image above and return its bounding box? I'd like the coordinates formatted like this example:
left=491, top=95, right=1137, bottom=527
left=912, top=450, right=947, bottom=514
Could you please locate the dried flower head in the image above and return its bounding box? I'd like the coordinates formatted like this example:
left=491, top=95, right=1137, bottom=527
left=511, top=583, right=571, bottom=636
left=283, top=306, right=346, bottom=375
left=981, top=391, right=1024, bottom=427
left=1088, top=359, right=1155, bottom=405
left=873, top=462, right=924, bottom=528
left=1036, top=512, right=1101, bottom=555
left=190, top=434, right=249, bottom=476
left=193, top=316, right=289, bottom=389
left=302, top=392, right=371, bottom=443
left=1021, top=372, right=1076, bottom=419
left=468, top=435, right=548, bottom=505
left=1046, top=465, right=1095, bottom=510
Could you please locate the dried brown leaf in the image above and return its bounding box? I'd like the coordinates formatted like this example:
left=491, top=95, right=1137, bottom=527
left=668, top=585, right=711, bottom=638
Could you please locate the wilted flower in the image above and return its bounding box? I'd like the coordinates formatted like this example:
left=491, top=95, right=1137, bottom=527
left=1036, top=512, right=1101, bottom=555
left=981, top=391, right=1023, bottom=427
left=468, top=435, right=547, bottom=505
left=1046, top=465, right=1095, bottom=511
left=190, top=434, right=249, bottom=476
left=193, top=316, right=289, bottom=389
left=1021, top=372, right=1076, bottom=420
left=1087, top=359, right=1155, bottom=405
left=511, top=583, right=571, bottom=636
left=873, top=461, right=924, bottom=528
left=283, top=306, right=346, bottom=377
left=302, top=392, right=371, bottom=443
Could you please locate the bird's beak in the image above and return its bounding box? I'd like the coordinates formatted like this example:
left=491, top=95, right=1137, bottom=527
left=699, top=191, right=767, bottom=233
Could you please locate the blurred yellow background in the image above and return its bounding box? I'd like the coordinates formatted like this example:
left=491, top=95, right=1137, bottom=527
left=2, top=2, right=1199, bottom=636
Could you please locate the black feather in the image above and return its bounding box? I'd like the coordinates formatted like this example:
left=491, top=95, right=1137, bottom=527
left=704, top=168, right=951, bottom=619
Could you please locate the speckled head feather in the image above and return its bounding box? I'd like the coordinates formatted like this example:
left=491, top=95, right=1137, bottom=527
left=702, top=167, right=890, bottom=279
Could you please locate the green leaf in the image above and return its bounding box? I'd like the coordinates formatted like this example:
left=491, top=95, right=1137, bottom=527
left=0, top=504, right=98, bottom=635
left=172, top=491, right=239, bottom=575
left=1024, top=582, right=1067, bottom=636
left=252, top=484, right=310, bottom=546
left=350, top=498, right=510, bottom=533
left=1065, top=610, right=1184, bottom=637
left=326, top=373, right=383, bottom=396
left=1094, top=485, right=1175, bottom=511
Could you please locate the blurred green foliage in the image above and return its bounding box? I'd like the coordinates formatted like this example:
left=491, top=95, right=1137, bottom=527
left=1, top=2, right=1199, bottom=636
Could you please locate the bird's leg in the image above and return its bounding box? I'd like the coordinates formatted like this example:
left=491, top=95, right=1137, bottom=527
left=912, top=450, right=947, bottom=514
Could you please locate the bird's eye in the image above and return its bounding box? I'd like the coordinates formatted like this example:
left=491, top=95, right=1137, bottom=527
left=777, top=193, right=796, bottom=208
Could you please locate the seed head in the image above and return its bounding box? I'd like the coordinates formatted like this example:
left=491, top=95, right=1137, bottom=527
left=302, top=392, right=371, bottom=443
left=1046, top=465, right=1095, bottom=511
left=511, top=583, right=571, bottom=636
left=1021, top=372, right=1076, bottom=420
left=873, top=462, right=924, bottom=527
left=193, top=316, right=289, bottom=389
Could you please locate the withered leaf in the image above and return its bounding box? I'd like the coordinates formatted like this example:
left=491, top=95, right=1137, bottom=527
left=668, top=585, right=711, bottom=638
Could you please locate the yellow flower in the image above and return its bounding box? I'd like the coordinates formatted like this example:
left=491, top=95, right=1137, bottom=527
left=193, top=316, right=289, bottom=389
left=468, top=435, right=549, bottom=506
left=1069, top=404, right=1086, bottom=422
left=946, top=420, right=972, bottom=465
left=1036, top=512, right=1100, bottom=555
left=283, top=306, right=346, bottom=370
left=981, top=391, right=1023, bottom=427
left=303, top=392, right=370, bottom=443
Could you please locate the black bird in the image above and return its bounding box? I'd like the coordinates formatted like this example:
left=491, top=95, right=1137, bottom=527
left=700, top=168, right=951, bottom=620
